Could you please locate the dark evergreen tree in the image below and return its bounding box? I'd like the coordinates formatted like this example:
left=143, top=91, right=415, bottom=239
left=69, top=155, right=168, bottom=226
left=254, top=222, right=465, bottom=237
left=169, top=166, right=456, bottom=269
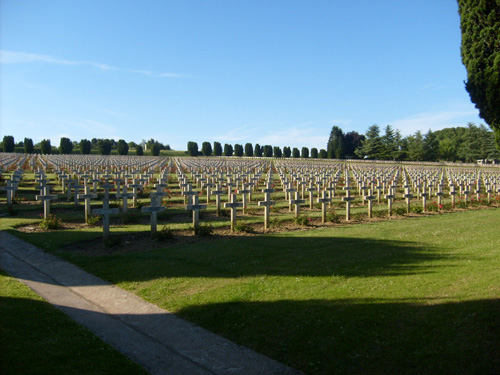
left=213, top=142, right=222, bottom=156
left=24, top=138, right=34, bottom=153
left=187, top=141, right=199, bottom=156
left=3, top=135, right=15, bottom=152
left=254, top=144, right=262, bottom=157
left=234, top=144, right=243, bottom=157
left=80, top=139, right=91, bottom=154
left=327, top=126, right=344, bottom=158
left=301, top=147, right=309, bottom=158
left=355, top=125, right=383, bottom=159
left=202, top=141, right=212, bottom=156
left=136, top=145, right=144, bottom=156
left=319, top=149, right=327, bottom=158
left=244, top=143, right=253, bottom=157
left=98, top=139, right=112, bottom=155
left=343, top=131, right=365, bottom=159
left=40, top=139, right=51, bottom=154
left=117, top=139, right=129, bottom=155
left=151, top=142, right=160, bottom=156
left=263, top=145, right=273, bottom=157
left=273, top=146, right=282, bottom=158
left=292, top=147, right=300, bottom=158
left=406, top=131, right=425, bottom=161
left=283, top=146, right=291, bottom=158
left=422, top=130, right=439, bottom=161
left=59, top=137, right=73, bottom=154
left=458, top=0, right=500, bottom=148
left=310, top=148, right=318, bottom=158
left=223, top=144, right=233, bottom=156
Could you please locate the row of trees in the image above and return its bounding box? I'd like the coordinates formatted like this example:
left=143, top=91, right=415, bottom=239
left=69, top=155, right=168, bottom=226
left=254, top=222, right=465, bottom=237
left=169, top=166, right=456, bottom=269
left=187, top=141, right=327, bottom=159
left=187, top=123, right=498, bottom=163
left=1, top=136, right=168, bottom=156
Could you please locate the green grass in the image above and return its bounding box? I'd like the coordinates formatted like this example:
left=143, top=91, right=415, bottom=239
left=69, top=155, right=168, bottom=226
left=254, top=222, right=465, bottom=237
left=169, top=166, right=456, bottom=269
left=0, top=271, right=149, bottom=375
left=6, top=208, right=499, bottom=374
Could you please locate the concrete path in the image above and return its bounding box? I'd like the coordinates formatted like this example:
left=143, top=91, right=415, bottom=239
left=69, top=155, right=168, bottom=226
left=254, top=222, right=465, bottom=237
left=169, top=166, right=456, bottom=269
left=0, top=231, right=302, bottom=375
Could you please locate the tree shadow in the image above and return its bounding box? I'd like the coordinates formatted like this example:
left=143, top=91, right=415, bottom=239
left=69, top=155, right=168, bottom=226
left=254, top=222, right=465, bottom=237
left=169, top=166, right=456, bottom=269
left=176, top=298, right=500, bottom=375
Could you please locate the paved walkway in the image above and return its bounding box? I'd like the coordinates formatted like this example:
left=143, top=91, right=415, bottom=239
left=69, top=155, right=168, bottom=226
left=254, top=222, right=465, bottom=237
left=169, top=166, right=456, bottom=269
left=0, top=231, right=301, bottom=375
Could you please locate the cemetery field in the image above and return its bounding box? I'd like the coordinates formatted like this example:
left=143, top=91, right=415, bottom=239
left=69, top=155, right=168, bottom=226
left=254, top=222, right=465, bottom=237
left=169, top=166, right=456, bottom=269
left=4, top=208, right=500, bottom=375
left=0, top=270, right=149, bottom=375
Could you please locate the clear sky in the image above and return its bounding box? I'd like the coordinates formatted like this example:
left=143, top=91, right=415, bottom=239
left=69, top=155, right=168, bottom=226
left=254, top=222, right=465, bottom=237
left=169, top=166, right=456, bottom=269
left=1, top=0, right=483, bottom=151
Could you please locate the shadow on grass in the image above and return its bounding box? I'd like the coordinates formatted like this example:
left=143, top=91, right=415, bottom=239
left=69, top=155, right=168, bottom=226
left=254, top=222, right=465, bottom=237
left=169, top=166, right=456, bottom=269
left=2, top=295, right=499, bottom=375
left=7, top=228, right=454, bottom=281
left=176, top=297, right=500, bottom=375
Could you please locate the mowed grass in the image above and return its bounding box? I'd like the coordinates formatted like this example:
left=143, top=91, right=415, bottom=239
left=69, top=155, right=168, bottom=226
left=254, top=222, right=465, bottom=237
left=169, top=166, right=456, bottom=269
left=4, top=208, right=500, bottom=374
left=0, top=271, right=149, bottom=375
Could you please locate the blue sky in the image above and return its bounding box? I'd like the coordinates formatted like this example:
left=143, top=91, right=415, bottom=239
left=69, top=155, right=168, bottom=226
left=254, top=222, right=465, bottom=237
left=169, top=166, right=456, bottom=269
left=1, top=0, right=483, bottom=151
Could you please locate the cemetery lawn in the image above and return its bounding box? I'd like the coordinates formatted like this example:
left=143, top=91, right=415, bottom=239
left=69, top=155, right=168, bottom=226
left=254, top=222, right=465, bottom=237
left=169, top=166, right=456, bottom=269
left=0, top=271, right=149, bottom=375
left=4, top=208, right=500, bottom=374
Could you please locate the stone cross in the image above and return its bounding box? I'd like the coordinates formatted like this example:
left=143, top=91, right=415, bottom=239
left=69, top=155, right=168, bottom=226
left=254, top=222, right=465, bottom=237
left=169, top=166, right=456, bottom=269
left=72, top=180, right=84, bottom=206
left=36, top=186, right=58, bottom=219
left=142, top=196, right=166, bottom=234
left=306, top=181, right=316, bottom=209
left=92, top=198, right=119, bottom=240
left=211, top=183, right=224, bottom=216
left=341, top=188, right=355, bottom=221
left=2, top=180, right=17, bottom=206
left=285, top=183, right=297, bottom=212
left=290, top=191, right=305, bottom=218
left=385, top=187, right=395, bottom=216
left=237, top=183, right=252, bottom=214
left=186, top=194, right=207, bottom=234
left=403, top=187, right=413, bottom=214
left=77, top=186, right=97, bottom=223
left=258, top=182, right=275, bottom=230
left=116, top=185, right=134, bottom=213
left=128, top=179, right=142, bottom=207
left=420, top=187, right=429, bottom=212
left=435, top=184, right=444, bottom=209
left=449, top=184, right=457, bottom=207
left=224, top=193, right=243, bottom=232
left=317, top=190, right=332, bottom=223
left=364, top=189, right=376, bottom=218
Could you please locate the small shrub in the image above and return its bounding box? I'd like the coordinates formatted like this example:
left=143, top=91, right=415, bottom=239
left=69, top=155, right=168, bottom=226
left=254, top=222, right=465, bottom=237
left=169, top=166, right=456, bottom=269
left=441, top=202, right=453, bottom=211
left=233, top=222, right=254, bottom=233
left=269, top=217, right=284, bottom=228
left=153, top=225, right=175, bottom=241
left=86, top=215, right=101, bottom=226
left=270, top=206, right=281, bottom=213
left=427, top=201, right=439, bottom=212
left=39, top=214, right=63, bottom=230
left=294, top=216, right=312, bottom=226
left=135, top=200, right=147, bottom=209
left=326, top=209, right=340, bottom=223
left=350, top=212, right=365, bottom=222
left=371, top=210, right=387, bottom=218
left=394, top=206, right=407, bottom=216
left=194, top=223, right=213, bottom=236
left=411, top=206, right=423, bottom=214
left=455, top=200, right=469, bottom=209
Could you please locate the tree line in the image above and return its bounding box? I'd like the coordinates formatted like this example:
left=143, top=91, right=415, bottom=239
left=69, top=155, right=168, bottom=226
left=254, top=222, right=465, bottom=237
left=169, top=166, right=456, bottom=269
left=0, top=136, right=170, bottom=156
left=186, top=123, right=499, bottom=163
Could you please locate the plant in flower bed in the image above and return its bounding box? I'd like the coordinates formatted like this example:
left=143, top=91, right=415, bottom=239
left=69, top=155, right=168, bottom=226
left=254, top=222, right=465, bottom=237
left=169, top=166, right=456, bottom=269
left=293, top=215, right=312, bottom=226
left=326, top=209, right=341, bottom=223
left=86, top=215, right=101, bottom=227
left=7, top=206, right=18, bottom=216
left=269, top=217, right=285, bottom=228
left=39, top=214, right=63, bottom=230
left=233, top=222, right=254, bottom=233
left=427, top=201, right=440, bottom=212
left=393, top=206, right=408, bottom=216
left=411, top=206, right=424, bottom=214
left=455, top=200, right=469, bottom=209
left=192, top=223, right=213, bottom=236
